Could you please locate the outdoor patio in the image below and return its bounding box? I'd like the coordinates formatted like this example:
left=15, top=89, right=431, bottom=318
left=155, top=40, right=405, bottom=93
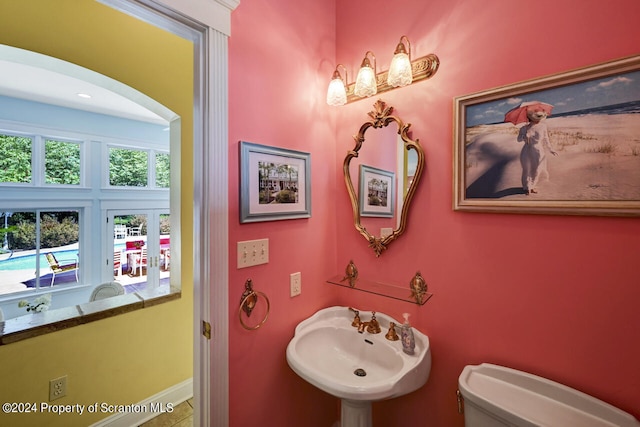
left=0, top=255, right=169, bottom=296
left=0, top=235, right=170, bottom=297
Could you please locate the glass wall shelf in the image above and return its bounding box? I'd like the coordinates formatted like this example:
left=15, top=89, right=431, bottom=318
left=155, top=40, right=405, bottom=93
left=327, top=274, right=432, bottom=306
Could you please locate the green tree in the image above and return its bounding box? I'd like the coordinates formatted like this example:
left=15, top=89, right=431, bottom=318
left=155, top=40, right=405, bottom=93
left=40, top=213, right=79, bottom=249
left=156, top=152, right=170, bottom=188
left=129, top=214, right=147, bottom=235
left=1, top=212, right=17, bottom=252
left=5, top=212, right=79, bottom=250
left=45, top=140, right=81, bottom=184
left=159, top=214, right=170, bottom=234
left=109, top=147, right=148, bottom=187
left=0, top=134, right=32, bottom=183
left=9, top=213, right=36, bottom=250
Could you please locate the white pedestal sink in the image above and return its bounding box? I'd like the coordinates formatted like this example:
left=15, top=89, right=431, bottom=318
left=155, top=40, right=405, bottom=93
left=286, top=306, right=431, bottom=427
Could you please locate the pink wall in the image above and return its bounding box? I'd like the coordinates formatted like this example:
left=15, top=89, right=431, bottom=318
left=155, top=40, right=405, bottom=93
left=228, top=1, right=640, bottom=426
left=335, top=1, right=640, bottom=426
left=228, top=1, right=340, bottom=425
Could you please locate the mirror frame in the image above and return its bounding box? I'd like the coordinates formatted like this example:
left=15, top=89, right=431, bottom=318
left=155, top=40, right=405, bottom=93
left=344, top=100, right=425, bottom=256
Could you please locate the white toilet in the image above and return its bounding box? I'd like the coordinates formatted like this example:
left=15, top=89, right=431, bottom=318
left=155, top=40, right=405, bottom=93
left=458, top=363, right=640, bottom=427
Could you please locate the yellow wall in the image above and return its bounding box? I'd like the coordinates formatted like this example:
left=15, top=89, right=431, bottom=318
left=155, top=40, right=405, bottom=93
left=0, top=1, right=193, bottom=425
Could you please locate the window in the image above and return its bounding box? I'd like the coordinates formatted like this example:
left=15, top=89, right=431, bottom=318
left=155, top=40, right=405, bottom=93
left=0, top=133, right=83, bottom=187
left=45, top=139, right=81, bottom=185
left=1, top=210, right=80, bottom=289
left=108, top=146, right=170, bottom=189
left=109, top=147, right=148, bottom=187
left=110, top=211, right=170, bottom=290
left=155, top=152, right=170, bottom=188
left=0, top=45, right=179, bottom=342
left=0, top=122, right=169, bottom=297
left=0, top=133, right=32, bottom=184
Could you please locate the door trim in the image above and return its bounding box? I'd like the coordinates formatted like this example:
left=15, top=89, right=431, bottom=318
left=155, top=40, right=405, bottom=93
left=98, top=1, right=235, bottom=426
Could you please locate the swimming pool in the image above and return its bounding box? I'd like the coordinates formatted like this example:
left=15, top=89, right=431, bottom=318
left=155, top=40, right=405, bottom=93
left=0, top=250, right=80, bottom=271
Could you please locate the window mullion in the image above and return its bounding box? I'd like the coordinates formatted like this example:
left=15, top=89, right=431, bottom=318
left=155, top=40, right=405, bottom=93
left=35, top=210, right=42, bottom=290
left=149, top=149, right=157, bottom=189
left=33, top=135, right=45, bottom=187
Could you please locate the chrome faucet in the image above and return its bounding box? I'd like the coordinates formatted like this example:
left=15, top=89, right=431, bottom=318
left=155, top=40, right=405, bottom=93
left=349, top=308, right=381, bottom=334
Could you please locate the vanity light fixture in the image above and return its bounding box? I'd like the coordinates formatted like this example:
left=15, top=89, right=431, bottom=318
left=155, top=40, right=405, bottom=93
left=387, top=36, right=412, bottom=87
left=326, top=64, right=348, bottom=106
left=353, top=51, right=377, bottom=98
left=326, top=35, right=439, bottom=106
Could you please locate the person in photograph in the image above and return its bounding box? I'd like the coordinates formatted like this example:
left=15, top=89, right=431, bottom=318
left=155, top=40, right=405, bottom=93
left=517, top=106, right=558, bottom=194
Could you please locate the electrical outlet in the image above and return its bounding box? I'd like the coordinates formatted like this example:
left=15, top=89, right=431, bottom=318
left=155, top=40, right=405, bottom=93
left=290, top=272, right=301, bottom=297
left=49, top=376, right=67, bottom=401
left=237, top=238, right=269, bottom=268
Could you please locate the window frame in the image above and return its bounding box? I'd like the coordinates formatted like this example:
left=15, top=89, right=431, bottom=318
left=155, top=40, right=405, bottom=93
left=43, top=137, right=83, bottom=186
left=0, top=118, right=170, bottom=302
left=0, top=131, right=35, bottom=186
left=104, top=140, right=170, bottom=190
left=1, top=208, right=83, bottom=290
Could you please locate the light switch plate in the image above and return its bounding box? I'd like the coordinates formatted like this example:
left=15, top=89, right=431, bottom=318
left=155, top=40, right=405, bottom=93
left=290, top=272, right=301, bottom=297
left=237, top=238, right=269, bottom=268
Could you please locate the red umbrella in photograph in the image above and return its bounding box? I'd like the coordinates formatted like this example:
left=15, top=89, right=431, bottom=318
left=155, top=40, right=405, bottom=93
left=504, top=101, right=554, bottom=125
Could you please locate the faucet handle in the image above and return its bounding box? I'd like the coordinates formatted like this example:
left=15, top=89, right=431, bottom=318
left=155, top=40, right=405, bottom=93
left=349, top=307, right=361, bottom=327
left=366, top=311, right=381, bottom=334
left=385, top=322, right=399, bottom=341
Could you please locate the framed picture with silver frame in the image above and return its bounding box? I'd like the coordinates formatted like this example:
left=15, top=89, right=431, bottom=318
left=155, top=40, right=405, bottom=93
left=359, top=164, right=395, bottom=218
left=239, top=141, right=311, bottom=223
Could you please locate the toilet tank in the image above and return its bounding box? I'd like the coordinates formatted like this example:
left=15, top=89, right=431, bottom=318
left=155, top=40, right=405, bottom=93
left=458, top=363, right=640, bottom=427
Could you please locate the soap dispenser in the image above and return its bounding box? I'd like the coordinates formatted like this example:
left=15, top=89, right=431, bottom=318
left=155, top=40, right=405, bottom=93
left=400, top=313, right=415, bottom=355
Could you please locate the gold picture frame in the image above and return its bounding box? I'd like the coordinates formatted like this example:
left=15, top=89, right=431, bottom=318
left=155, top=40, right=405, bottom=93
left=454, top=55, right=640, bottom=216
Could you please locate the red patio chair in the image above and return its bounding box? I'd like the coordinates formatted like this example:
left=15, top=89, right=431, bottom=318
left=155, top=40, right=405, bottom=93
left=113, top=250, right=122, bottom=277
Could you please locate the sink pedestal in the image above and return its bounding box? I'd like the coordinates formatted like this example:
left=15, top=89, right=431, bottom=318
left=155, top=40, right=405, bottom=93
left=341, top=399, right=372, bottom=427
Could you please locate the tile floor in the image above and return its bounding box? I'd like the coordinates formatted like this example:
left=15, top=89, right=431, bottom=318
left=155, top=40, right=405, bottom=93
left=139, top=399, right=193, bottom=427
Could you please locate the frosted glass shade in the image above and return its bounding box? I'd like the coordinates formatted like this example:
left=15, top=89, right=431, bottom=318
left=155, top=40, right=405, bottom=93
left=326, top=78, right=347, bottom=106
left=354, top=66, right=377, bottom=98
left=387, top=52, right=412, bottom=87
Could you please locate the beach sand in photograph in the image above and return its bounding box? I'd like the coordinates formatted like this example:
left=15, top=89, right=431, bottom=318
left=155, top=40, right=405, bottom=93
left=464, top=113, right=640, bottom=200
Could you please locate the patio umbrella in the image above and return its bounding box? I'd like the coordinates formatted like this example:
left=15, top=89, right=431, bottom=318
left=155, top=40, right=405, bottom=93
left=504, top=101, right=554, bottom=125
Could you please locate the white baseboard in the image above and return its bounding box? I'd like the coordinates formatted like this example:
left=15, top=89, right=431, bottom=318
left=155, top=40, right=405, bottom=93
left=89, top=378, right=193, bottom=427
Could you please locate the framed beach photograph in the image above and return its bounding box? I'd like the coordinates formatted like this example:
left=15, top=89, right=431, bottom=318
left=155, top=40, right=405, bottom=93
left=239, top=141, right=311, bottom=223
left=454, top=55, right=640, bottom=216
left=359, top=164, right=395, bottom=217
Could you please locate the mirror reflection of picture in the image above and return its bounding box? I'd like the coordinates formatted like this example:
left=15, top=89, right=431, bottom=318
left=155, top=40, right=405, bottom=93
left=359, top=165, right=395, bottom=217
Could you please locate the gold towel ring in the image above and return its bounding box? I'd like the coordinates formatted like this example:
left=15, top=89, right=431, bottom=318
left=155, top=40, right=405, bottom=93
left=239, top=287, right=270, bottom=331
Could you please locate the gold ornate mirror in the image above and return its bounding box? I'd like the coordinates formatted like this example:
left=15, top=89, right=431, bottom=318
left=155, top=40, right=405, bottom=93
left=344, top=100, right=425, bottom=256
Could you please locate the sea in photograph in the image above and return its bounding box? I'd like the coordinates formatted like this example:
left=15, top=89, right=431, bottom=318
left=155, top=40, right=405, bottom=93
left=553, top=100, right=640, bottom=119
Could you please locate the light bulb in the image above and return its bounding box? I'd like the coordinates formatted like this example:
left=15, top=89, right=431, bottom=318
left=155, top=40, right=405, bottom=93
left=387, top=52, right=412, bottom=87
left=326, top=76, right=347, bottom=106
left=354, top=65, right=377, bottom=98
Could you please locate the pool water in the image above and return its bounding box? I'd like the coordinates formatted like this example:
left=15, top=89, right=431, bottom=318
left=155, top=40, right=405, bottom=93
left=0, top=250, right=80, bottom=271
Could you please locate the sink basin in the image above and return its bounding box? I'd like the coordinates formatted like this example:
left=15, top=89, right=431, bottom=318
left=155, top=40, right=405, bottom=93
left=286, top=306, right=431, bottom=402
